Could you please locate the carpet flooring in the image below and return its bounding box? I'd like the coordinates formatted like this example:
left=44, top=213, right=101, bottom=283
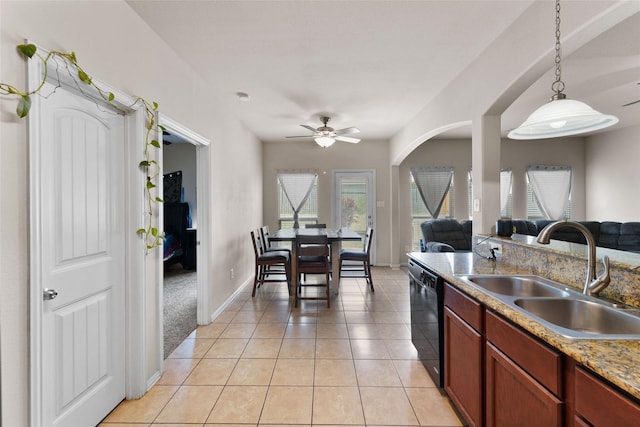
left=163, top=266, right=197, bottom=358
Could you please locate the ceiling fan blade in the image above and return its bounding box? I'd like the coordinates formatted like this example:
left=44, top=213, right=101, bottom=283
left=622, top=99, right=640, bottom=107
left=334, top=126, right=360, bottom=136
left=336, top=136, right=360, bottom=143
left=300, top=124, right=317, bottom=132
left=286, top=135, right=314, bottom=138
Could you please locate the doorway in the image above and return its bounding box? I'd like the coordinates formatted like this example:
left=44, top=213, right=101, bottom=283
left=333, top=170, right=376, bottom=262
left=159, top=115, right=211, bottom=360
left=162, top=138, right=197, bottom=357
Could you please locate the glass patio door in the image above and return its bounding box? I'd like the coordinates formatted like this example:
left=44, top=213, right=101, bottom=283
left=333, top=170, right=375, bottom=261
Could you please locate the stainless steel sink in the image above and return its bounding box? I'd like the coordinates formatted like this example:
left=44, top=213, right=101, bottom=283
left=460, top=275, right=571, bottom=298
left=514, top=298, right=640, bottom=339
left=456, top=274, right=640, bottom=339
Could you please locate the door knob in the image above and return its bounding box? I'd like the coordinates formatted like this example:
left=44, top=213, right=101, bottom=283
left=43, top=288, right=58, bottom=300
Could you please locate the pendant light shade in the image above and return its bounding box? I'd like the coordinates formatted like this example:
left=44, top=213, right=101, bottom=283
left=508, top=0, right=618, bottom=140
left=508, top=97, right=619, bottom=140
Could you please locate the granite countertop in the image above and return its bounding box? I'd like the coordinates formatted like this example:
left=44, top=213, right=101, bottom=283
left=408, top=251, right=640, bottom=401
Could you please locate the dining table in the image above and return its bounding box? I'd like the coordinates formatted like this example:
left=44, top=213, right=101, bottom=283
left=269, top=227, right=362, bottom=295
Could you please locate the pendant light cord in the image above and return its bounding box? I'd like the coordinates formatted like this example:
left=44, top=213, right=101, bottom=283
left=551, top=0, right=566, bottom=100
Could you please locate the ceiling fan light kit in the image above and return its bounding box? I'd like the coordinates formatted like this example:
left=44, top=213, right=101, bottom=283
left=508, top=0, right=618, bottom=140
left=315, top=135, right=335, bottom=147
left=286, top=116, right=361, bottom=147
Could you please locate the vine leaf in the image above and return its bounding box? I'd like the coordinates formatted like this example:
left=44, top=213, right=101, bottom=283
left=17, top=44, right=37, bottom=59
left=17, top=95, right=31, bottom=118
left=2, top=44, right=166, bottom=253
left=78, top=70, right=92, bottom=84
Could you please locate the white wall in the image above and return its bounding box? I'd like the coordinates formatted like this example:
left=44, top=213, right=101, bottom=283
left=399, top=137, right=587, bottom=256
left=262, top=139, right=391, bottom=265
left=0, top=2, right=262, bottom=425
left=586, top=124, right=640, bottom=222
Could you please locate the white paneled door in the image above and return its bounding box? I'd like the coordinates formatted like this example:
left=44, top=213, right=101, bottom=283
left=37, top=83, right=126, bottom=426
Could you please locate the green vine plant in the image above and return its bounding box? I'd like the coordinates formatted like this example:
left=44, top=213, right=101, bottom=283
left=0, top=44, right=164, bottom=252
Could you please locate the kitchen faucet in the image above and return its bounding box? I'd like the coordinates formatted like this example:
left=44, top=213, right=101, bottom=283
left=536, top=220, right=610, bottom=296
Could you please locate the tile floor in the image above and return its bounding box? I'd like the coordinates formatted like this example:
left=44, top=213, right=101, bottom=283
left=100, top=267, right=464, bottom=426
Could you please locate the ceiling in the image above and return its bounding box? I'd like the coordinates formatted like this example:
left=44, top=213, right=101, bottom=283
left=128, top=1, right=640, bottom=144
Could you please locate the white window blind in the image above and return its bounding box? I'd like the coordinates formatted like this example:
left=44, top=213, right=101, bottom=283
left=526, top=165, right=571, bottom=220
left=278, top=171, right=318, bottom=228
left=500, top=169, right=513, bottom=219
left=410, top=167, right=454, bottom=219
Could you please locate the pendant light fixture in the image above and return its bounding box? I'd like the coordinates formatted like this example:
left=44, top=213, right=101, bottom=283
left=508, top=0, right=618, bottom=140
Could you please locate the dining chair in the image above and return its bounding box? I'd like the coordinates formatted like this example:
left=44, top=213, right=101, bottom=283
left=260, top=226, right=290, bottom=275
left=250, top=229, right=291, bottom=296
left=338, top=227, right=374, bottom=292
left=305, top=223, right=326, bottom=229
left=295, top=234, right=331, bottom=307
left=261, top=225, right=291, bottom=253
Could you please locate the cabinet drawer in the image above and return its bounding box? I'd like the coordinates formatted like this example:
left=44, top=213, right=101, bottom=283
left=575, top=367, right=640, bottom=426
left=486, top=311, right=562, bottom=396
left=444, top=283, right=483, bottom=332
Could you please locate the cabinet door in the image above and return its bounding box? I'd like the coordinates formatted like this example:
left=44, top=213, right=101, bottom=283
left=486, top=342, right=562, bottom=427
left=575, top=367, right=640, bottom=427
left=444, top=307, right=483, bottom=427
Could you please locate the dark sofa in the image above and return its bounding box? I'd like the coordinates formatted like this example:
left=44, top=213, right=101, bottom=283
left=420, top=218, right=473, bottom=252
left=513, top=219, right=640, bottom=252
left=421, top=218, right=640, bottom=253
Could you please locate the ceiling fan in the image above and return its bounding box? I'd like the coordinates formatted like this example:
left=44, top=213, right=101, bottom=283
left=286, top=116, right=360, bottom=147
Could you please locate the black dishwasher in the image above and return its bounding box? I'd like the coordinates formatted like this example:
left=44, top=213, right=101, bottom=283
left=408, top=257, right=445, bottom=387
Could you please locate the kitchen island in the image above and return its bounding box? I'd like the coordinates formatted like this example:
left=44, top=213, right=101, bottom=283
left=409, top=251, right=640, bottom=426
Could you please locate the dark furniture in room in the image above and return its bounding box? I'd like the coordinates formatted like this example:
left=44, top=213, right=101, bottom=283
left=163, top=202, right=194, bottom=269
left=295, top=234, right=331, bottom=307
left=250, top=229, right=292, bottom=297
left=421, top=218, right=640, bottom=253
left=420, top=218, right=473, bottom=252
left=513, top=219, right=640, bottom=252
left=338, top=227, right=375, bottom=291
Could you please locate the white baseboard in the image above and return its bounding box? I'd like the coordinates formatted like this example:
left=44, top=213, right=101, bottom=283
left=210, top=276, right=253, bottom=322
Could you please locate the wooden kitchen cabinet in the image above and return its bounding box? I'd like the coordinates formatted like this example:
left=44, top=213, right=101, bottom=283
left=443, top=282, right=640, bottom=427
left=444, top=284, right=483, bottom=427
left=486, top=342, right=562, bottom=426
left=574, top=366, right=640, bottom=426
left=485, top=310, right=563, bottom=427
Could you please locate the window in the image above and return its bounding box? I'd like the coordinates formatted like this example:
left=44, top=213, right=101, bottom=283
left=410, top=168, right=454, bottom=250
left=526, top=166, right=572, bottom=220
left=278, top=173, right=318, bottom=228
left=467, top=169, right=513, bottom=219
left=500, top=169, right=513, bottom=219
left=467, top=170, right=473, bottom=220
